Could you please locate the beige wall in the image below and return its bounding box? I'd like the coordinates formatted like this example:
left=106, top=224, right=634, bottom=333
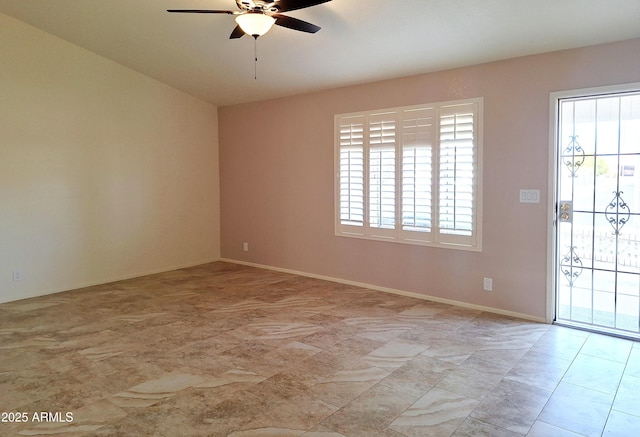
left=220, top=38, right=640, bottom=320
left=0, top=13, right=220, bottom=303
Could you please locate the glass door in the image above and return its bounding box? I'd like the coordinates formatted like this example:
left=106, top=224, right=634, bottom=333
left=555, top=89, right=640, bottom=339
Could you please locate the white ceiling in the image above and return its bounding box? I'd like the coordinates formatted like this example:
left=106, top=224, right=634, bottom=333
left=1, top=0, right=639, bottom=107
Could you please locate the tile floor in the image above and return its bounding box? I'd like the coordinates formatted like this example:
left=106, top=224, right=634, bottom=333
left=1, top=262, right=639, bottom=436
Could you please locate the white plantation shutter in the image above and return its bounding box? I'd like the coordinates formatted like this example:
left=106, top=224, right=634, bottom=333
left=401, top=108, right=434, bottom=240
left=335, top=98, right=482, bottom=250
left=338, top=115, right=365, bottom=232
left=438, top=102, right=478, bottom=246
left=368, top=114, right=396, bottom=234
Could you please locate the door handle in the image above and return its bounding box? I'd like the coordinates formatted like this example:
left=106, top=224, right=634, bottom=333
left=559, top=201, right=573, bottom=223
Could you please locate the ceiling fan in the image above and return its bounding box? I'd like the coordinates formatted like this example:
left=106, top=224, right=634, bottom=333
left=167, top=0, right=332, bottom=39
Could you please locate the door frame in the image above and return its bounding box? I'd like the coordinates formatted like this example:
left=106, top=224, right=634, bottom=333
left=546, top=82, right=640, bottom=325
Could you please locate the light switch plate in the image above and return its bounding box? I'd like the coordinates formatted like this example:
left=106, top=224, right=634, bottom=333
left=520, top=189, right=540, bottom=203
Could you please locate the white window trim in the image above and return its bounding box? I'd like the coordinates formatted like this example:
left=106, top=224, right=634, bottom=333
left=334, top=98, right=483, bottom=252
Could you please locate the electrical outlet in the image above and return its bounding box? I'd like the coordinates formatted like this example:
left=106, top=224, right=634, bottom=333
left=483, top=277, right=493, bottom=291
left=12, top=270, right=23, bottom=282
left=243, top=242, right=249, bottom=252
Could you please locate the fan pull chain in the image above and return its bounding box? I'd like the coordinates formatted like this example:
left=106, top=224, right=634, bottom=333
left=254, top=37, right=258, bottom=80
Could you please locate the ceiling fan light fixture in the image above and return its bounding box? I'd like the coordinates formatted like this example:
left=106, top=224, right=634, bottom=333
left=235, top=12, right=276, bottom=37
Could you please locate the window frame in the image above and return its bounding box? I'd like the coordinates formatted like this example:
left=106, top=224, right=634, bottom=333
left=334, top=97, right=483, bottom=251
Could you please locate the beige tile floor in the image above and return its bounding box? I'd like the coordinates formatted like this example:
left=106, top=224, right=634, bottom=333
left=1, top=262, right=639, bottom=437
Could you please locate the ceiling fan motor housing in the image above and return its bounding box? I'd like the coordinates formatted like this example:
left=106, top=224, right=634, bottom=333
left=236, top=0, right=281, bottom=13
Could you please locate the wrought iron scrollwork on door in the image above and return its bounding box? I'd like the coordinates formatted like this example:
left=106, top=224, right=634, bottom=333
left=561, top=246, right=583, bottom=286
left=563, top=135, right=585, bottom=177
left=605, top=191, right=631, bottom=235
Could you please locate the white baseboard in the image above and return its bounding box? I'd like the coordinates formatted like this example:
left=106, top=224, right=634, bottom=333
left=0, top=257, right=221, bottom=304
left=4, top=257, right=547, bottom=324
left=220, top=258, right=547, bottom=324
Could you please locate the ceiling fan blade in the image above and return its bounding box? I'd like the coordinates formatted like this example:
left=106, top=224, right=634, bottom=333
left=271, top=0, right=332, bottom=13
left=273, top=14, right=320, bottom=33
left=166, top=9, right=237, bottom=14
left=229, top=25, right=246, bottom=39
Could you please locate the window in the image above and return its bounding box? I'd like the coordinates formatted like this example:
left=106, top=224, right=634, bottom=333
left=335, top=98, right=482, bottom=250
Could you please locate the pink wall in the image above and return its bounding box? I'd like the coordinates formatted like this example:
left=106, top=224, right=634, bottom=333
left=219, top=38, right=640, bottom=320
